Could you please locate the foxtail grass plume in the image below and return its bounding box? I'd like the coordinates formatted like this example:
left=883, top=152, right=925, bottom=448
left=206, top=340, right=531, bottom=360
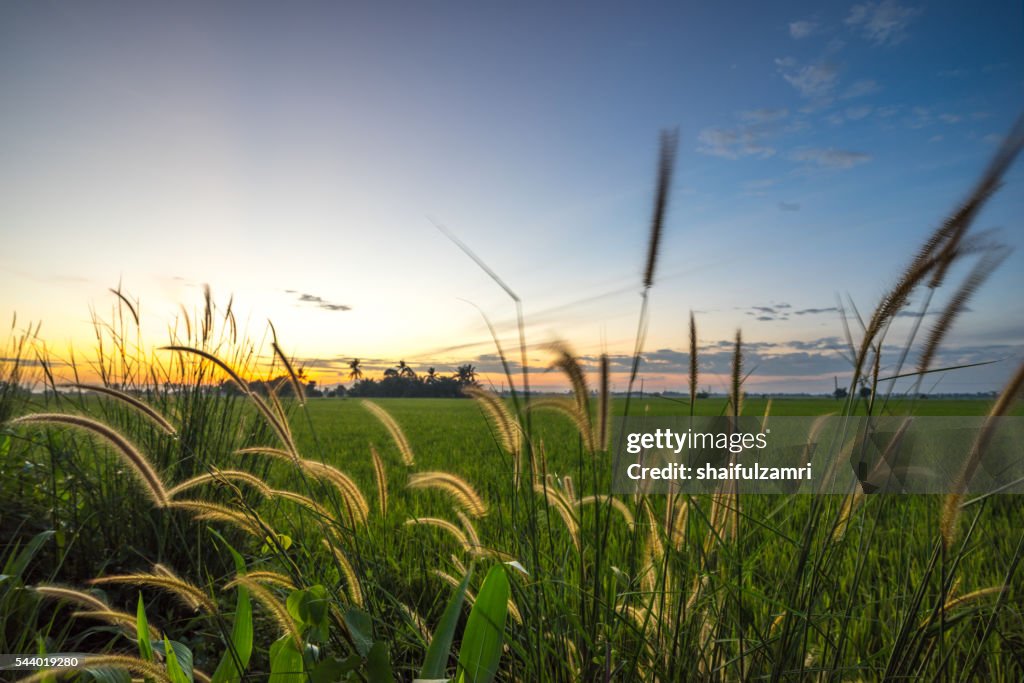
left=18, top=655, right=172, bottom=683
left=269, top=322, right=306, bottom=406
left=853, top=115, right=1024, bottom=388
left=917, top=248, right=1008, bottom=377
left=33, top=584, right=109, bottom=612
left=533, top=481, right=580, bottom=551
left=10, top=413, right=169, bottom=507
left=578, top=495, right=636, bottom=528
left=67, top=383, right=176, bottom=435
left=320, top=539, right=364, bottom=606
left=90, top=569, right=217, bottom=614
left=162, top=345, right=298, bottom=456
left=689, top=312, right=698, bottom=413
left=167, top=468, right=272, bottom=498
left=245, top=570, right=297, bottom=591
left=235, top=448, right=369, bottom=522
left=464, top=385, right=522, bottom=459
left=370, top=444, right=388, bottom=517
left=297, top=458, right=370, bottom=522
left=404, top=516, right=472, bottom=553
left=167, top=499, right=268, bottom=539
left=408, top=471, right=488, bottom=517
left=269, top=488, right=334, bottom=521
left=643, top=128, right=679, bottom=289
left=361, top=400, right=415, bottom=465
left=550, top=342, right=592, bottom=440
left=941, top=360, right=1024, bottom=548
left=225, top=575, right=302, bottom=647
left=527, top=396, right=595, bottom=453
left=597, top=354, right=610, bottom=451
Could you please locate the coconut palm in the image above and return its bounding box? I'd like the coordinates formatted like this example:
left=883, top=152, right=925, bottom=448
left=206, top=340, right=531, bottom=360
left=455, top=364, right=477, bottom=386
left=398, top=360, right=416, bottom=379
left=425, top=367, right=438, bottom=384
left=348, top=358, right=363, bottom=382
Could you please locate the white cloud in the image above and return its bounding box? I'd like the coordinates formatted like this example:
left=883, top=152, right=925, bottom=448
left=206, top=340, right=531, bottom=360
left=738, top=108, right=790, bottom=123
left=776, top=59, right=838, bottom=99
left=842, top=79, right=880, bottom=99
left=697, top=127, right=776, bottom=159
left=846, top=0, right=921, bottom=46
left=743, top=178, right=780, bottom=191
left=845, top=105, right=873, bottom=120
left=789, top=20, right=818, bottom=39
left=791, top=148, right=871, bottom=168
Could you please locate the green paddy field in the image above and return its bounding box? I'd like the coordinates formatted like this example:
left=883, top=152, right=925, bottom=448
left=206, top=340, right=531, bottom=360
left=4, top=386, right=1022, bottom=681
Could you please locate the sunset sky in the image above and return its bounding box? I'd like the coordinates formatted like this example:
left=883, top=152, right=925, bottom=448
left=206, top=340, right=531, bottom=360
left=2, top=1, right=1023, bottom=393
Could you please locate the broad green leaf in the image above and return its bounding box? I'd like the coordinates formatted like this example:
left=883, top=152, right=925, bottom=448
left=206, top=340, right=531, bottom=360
left=365, top=641, right=393, bottom=683
left=457, top=565, right=509, bottom=683
left=210, top=531, right=253, bottom=683
left=286, top=585, right=330, bottom=642
left=162, top=637, right=192, bottom=683
left=3, top=529, right=54, bottom=577
left=83, top=668, right=131, bottom=683
left=136, top=593, right=154, bottom=662
left=420, top=569, right=472, bottom=680
left=268, top=634, right=304, bottom=683
left=342, top=606, right=374, bottom=657
left=308, top=654, right=360, bottom=683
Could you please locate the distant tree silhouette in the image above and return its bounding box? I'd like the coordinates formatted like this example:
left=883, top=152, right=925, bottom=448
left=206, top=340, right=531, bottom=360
left=398, top=360, right=416, bottom=379
left=455, top=364, right=478, bottom=386
left=348, top=358, right=363, bottom=382
left=833, top=376, right=848, bottom=400
left=342, top=361, right=481, bottom=398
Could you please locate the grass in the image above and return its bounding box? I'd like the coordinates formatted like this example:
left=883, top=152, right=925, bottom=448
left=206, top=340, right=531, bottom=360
left=2, top=122, right=1024, bottom=681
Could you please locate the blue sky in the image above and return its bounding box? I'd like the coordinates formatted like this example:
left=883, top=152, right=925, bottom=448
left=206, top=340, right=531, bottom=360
left=1, top=1, right=1022, bottom=392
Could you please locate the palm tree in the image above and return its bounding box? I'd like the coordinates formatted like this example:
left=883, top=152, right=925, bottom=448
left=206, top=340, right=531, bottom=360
left=398, top=360, right=416, bottom=379
left=425, top=367, right=438, bottom=384
left=348, top=358, right=363, bottom=382
left=455, top=364, right=477, bottom=386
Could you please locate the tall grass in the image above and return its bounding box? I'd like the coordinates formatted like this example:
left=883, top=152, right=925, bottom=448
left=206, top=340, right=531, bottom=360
left=2, top=121, right=1024, bottom=681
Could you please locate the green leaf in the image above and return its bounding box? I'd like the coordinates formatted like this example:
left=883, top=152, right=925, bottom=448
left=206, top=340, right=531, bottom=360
left=420, top=569, right=472, bottom=680
left=2, top=529, right=54, bottom=577
left=210, top=532, right=253, bottom=683
left=308, top=654, right=360, bottom=683
left=136, top=593, right=154, bottom=662
left=0, top=434, right=10, bottom=458
left=365, top=641, right=393, bottom=683
left=342, top=606, right=374, bottom=658
left=457, top=565, right=509, bottom=683
left=162, top=637, right=193, bottom=683
left=269, top=634, right=304, bottom=682
left=261, top=533, right=293, bottom=554
left=83, top=668, right=131, bottom=683
left=286, top=585, right=330, bottom=642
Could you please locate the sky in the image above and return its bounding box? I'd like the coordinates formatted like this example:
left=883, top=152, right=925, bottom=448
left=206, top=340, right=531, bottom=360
left=1, top=0, right=1023, bottom=394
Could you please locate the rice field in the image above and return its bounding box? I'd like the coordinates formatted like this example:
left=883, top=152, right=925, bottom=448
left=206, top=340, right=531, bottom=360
left=2, top=126, right=1024, bottom=682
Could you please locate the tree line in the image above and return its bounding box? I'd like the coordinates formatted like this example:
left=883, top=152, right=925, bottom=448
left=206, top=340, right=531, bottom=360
left=216, top=359, right=480, bottom=399
left=342, top=359, right=479, bottom=398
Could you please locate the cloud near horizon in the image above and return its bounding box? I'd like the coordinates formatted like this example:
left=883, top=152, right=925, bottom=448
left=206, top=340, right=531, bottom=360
left=285, top=290, right=352, bottom=312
